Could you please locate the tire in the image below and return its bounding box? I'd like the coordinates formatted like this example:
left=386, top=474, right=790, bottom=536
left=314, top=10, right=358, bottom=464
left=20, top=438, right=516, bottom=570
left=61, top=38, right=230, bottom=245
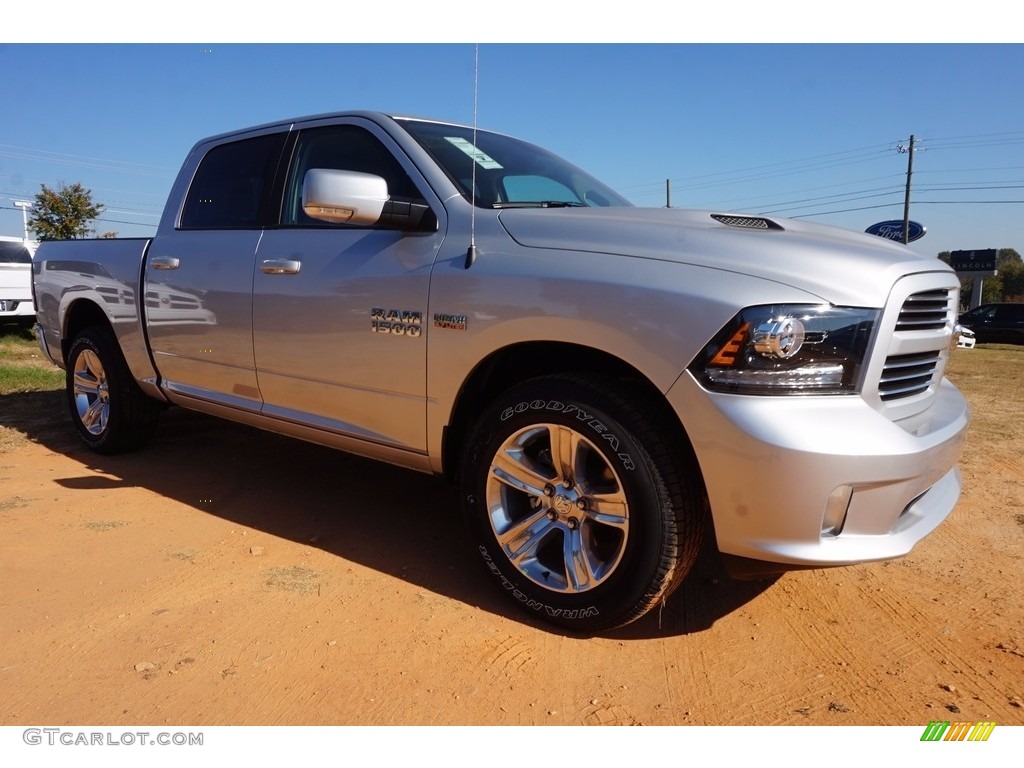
left=461, top=374, right=705, bottom=632
left=66, top=326, right=161, bottom=454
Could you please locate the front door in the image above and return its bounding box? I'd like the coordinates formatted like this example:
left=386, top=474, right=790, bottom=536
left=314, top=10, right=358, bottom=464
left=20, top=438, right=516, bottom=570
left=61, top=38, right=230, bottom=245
left=252, top=120, right=444, bottom=452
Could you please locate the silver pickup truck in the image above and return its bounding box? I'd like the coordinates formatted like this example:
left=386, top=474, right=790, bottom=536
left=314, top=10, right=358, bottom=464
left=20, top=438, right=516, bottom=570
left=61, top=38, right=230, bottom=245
left=32, top=111, right=969, bottom=631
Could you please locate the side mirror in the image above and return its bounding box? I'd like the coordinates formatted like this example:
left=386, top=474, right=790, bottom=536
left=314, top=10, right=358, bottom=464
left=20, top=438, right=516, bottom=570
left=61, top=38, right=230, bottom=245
left=302, top=168, right=388, bottom=225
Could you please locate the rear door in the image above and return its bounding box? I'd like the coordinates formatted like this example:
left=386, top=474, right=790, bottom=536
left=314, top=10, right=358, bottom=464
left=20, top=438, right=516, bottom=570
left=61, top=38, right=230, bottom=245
left=145, top=131, right=286, bottom=411
left=252, top=118, right=445, bottom=453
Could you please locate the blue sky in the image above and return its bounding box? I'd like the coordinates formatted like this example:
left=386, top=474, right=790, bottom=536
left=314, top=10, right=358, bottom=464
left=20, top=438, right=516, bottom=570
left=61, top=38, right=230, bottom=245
left=2, top=41, right=1023, bottom=258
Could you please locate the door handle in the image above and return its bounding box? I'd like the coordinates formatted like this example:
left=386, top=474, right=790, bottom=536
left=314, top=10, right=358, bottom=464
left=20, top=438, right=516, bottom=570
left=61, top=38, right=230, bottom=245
left=260, top=259, right=302, bottom=275
left=150, top=256, right=180, bottom=270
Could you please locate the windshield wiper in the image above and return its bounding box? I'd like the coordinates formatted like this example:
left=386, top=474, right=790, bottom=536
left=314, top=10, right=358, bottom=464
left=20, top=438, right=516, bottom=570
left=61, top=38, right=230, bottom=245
left=491, top=201, right=585, bottom=209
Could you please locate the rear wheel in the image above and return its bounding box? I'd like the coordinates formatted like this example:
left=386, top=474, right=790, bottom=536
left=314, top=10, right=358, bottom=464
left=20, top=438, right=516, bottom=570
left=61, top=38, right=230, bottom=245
left=66, top=326, right=161, bottom=454
left=461, top=375, right=705, bottom=632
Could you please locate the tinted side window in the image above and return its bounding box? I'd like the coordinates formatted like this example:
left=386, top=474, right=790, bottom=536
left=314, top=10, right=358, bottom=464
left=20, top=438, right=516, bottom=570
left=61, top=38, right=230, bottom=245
left=281, top=125, right=422, bottom=226
left=965, top=306, right=996, bottom=321
left=0, top=242, right=31, bottom=263
left=180, top=133, right=285, bottom=229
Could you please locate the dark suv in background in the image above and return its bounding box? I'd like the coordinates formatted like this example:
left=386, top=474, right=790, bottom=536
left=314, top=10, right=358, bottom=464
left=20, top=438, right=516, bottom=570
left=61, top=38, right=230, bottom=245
left=958, top=303, right=1024, bottom=345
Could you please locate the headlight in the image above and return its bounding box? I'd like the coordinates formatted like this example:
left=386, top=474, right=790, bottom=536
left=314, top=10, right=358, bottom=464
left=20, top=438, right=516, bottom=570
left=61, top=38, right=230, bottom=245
left=690, top=304, right=879, bottom=395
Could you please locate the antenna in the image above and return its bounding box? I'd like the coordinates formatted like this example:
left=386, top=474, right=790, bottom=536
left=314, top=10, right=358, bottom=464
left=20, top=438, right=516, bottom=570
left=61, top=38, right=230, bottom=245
left=465, top=44, right=479, bottom=269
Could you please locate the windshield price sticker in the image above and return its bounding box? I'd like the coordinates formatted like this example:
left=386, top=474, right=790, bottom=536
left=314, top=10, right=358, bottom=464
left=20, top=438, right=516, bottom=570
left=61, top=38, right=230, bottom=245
left=445, top=137, right=503, bottom=169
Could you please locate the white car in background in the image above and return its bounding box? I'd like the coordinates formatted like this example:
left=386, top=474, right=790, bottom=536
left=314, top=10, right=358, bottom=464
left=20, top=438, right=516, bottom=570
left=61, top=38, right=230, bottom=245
left=0, top=236, right=38, bottom=326
left=956, top=326, right=976, bottom=349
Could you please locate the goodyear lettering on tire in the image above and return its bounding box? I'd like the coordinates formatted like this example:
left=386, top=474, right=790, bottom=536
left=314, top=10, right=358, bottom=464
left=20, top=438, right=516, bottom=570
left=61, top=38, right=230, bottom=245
left=499, top=400, right=634, bottom=470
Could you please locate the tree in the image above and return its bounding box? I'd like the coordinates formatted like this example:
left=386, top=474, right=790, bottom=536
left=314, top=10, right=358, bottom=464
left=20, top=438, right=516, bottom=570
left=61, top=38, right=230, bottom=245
left=997, top=248, right=1021, bottom=266
left=1000, top=258, right=1024, bottom=301
left=28, top=183, right=104, bottom=240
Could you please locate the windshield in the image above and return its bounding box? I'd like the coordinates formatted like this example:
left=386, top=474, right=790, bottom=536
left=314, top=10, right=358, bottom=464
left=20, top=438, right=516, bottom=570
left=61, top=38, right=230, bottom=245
left=398, top=119, right=632, bottom=209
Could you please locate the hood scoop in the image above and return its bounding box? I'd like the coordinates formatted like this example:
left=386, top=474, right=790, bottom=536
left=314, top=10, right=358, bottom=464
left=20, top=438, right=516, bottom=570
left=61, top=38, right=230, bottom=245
left=711, top=213, right=785, bottom=231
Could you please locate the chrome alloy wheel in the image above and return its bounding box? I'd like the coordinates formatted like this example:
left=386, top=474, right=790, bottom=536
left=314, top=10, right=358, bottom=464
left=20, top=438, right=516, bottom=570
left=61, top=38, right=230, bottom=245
left=72, top=349, right=110, bottom=436
left=485, top=423, right=629, bottom=593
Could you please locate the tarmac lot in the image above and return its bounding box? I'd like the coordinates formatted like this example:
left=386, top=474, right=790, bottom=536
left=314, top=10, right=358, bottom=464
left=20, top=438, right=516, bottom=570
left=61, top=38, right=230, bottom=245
left=0, top=344, right=1022, bottom=727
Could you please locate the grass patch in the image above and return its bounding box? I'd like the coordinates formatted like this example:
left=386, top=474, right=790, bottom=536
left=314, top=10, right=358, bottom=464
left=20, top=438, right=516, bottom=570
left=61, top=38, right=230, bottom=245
left=0, top=365, right=64, bottom=393
left=0, top=324, right=64, bottom=395
left=945, top=343, right=1024, bottom=445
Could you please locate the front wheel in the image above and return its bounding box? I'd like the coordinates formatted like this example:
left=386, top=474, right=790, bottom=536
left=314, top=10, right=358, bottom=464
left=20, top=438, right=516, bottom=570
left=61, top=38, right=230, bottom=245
left=66, top=326, right=161, bottom=454
left=461, top=375, right=705, bottom=632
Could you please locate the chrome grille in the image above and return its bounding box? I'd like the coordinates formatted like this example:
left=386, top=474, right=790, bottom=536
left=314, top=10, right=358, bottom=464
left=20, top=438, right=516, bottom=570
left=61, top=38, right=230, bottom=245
left=864, top=276, right=959, bottom=418
left=879, top=351, right=941, bottom=401
left=895, top=289, right=952, bottom=331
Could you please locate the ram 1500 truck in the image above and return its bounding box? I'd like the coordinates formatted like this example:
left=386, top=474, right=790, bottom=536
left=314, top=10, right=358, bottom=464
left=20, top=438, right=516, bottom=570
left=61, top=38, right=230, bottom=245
left=32, top=111, right=970, bottom=631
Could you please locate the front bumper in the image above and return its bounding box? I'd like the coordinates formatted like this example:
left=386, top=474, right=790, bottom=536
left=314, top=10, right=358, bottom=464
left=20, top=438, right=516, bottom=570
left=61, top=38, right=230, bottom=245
left=668, top=372, right=969, bottom=568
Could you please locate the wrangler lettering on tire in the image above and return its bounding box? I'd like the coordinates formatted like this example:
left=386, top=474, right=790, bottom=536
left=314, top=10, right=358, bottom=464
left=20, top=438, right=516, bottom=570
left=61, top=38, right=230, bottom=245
left=461, top=374, right=705, bottom=632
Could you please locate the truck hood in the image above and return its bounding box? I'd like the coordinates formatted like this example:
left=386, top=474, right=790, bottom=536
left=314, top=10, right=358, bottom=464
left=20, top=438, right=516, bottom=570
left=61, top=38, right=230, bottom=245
left=497, top=207, right=951, bottom=307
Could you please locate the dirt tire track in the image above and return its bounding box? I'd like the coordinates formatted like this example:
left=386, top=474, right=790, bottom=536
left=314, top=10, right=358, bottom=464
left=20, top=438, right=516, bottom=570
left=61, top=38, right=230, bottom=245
left=483, top=635, right=537, bottom=680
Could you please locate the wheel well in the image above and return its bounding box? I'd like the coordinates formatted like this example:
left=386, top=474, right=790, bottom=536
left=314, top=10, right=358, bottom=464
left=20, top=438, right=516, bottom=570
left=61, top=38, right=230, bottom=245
left=61, top=300, right=111, bottom=365
left=442, top=341, right=695, bottom=482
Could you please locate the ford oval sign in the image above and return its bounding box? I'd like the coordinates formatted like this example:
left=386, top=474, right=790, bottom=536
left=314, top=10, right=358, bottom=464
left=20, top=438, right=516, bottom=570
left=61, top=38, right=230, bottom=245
left=865, top=219, right=926, bottom=243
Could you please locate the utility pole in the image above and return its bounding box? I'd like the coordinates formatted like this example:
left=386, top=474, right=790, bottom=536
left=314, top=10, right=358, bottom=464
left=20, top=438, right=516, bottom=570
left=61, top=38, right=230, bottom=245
left=897, top=135, right=915, bottom=244
left=13, top=200, right=33, bottom=242
left=665, top=179, right=671, bottom=208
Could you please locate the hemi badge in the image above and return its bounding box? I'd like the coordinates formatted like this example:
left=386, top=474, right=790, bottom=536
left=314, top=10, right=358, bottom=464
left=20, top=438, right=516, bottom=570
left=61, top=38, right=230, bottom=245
left=433, top=313, right=468, bottom=331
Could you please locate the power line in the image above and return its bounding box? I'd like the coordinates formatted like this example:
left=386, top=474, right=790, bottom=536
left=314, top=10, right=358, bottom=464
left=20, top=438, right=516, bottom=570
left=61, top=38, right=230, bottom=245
left=0, top=143, right=177, bottom=176
left=93, top=217, right=158, bottom=228
left=0, top=203, right=160, bottom=219
left=0, top=205, right=159, bottom=231
left=791, top=199, right=1024, bottom=219
left=916, top=184, right=1024, bottom=192
left=927, top=129, right=1024, bottom=142
left=913, top=200, right=1024, bottom=204
left=668, top=150, right=893, bottom=194
left=628, top=128, right=1024, bottom=212
left=789, top=203, right=906, bottom=218
left=916, top=165, right=1024, bottom=174
left=617, top=143, right=894, bottom=194
left=761, top=186, right=1024, bottom=219
left=759, top=189, right=904, bottom=215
